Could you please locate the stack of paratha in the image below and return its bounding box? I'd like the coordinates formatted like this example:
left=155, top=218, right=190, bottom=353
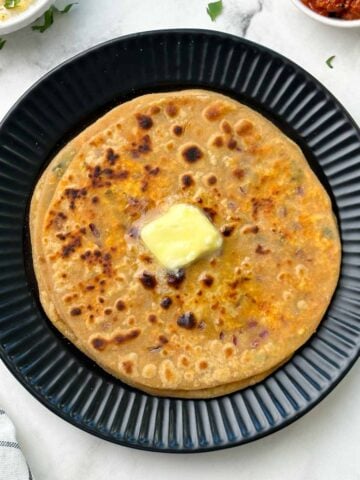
left=30, top=90, right=341, bottom=398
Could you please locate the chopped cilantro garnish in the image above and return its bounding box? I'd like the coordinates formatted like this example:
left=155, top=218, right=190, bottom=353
left=326, top=55, right=336, bottom=69
left=4, top=0, right=21, bottom=8
left=32, top=8, right=54, bottom=33
left=56, top=3, right=77, bottom=14
left=207, top=0, right=223, bottom=21
left=32, top=3, right=77, bottom=33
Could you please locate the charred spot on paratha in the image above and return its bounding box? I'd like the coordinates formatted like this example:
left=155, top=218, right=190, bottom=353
left=115, top=299, right=126, bottom=311
left=235, top=119, right=254, bottom=136
left=89, top=223, right=100, bottom=238
left=89, top=165, right=129, bottom=188
left=232, top=168, right=245, bottom=180
left=198, top=360, right=208, bottom=370
left=251, top=198, right=274, bottom=220
left=180, top=173, right=194, bottom=189
left=139, top=271, right=157, bottom=289
left=199, top=274, right=214, bottom=287
left=173, top=125, right=183, bottom=136
left=206, top=174, right=217, bottom=186
left=220, top=120, right=232, bottom=134
left=160, top=297, right=172, bottom=309
left=101, top=252, right=113, bottom=276
left=64, top=187, right=87, bottom=210
left=91, top=337, right=107, bottom=351
left=256, top=244, right=271, bottom=255
left=202, top=206, right=217, bottom=221
left=166, top=269, right=185, bottom=288
left=227, top=137, right=238, bottom=150
left=61, top=236, right=82, bottom=258
left=130, top=135, right=152, bottom=158
left=144, top=164, right=160, bottom=176
left=241, top=224, right=259, bottom=234
left=177, top=312, right=197, bottom=329
left=70, top=307, right=82, bottom=316
left=203, top=101, right=230, bottom=121
left=141, top=179, right=149, bottom=192
left=165, top=103, right=178, bottom=117
left=121, top=360, right=134, bottom=374
left=148, top=314, right=157, bottom=324
left=220, top=225, right=235, bottom=237
left=91, top=328, right=141, bottom=352
left=181, top=144, right=203, bottom=163
left=79, top=249, right=113, bottom=277
left=114, top=329, right=141, bottom=345
left=149, top=105, right=160, bottom=115
left=125, top=196, right=151, bottom=220
left=56, top=233, right=66, bottom=241
left=139, top=253, right=152, bottom=264
left=212, top=135, right=224, bottom=147
left=47, top=211, right=67, bottom=230
left=136, top=113, right=153, bottom=130
left=106, top=147, right=119, bottom=165
left=224, top=345, right=235, bottom=358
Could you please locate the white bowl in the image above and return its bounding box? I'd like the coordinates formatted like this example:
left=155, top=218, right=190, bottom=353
left=291, top=0, right=360, bottom=28
left=0, top=0, right=54, bottom=35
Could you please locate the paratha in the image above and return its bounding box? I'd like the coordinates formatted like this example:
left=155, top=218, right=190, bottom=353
left=30, top=90, right=341, bottom=398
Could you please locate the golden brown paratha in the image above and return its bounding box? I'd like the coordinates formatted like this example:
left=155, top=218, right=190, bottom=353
left=30, top=90, right=341, bottom=398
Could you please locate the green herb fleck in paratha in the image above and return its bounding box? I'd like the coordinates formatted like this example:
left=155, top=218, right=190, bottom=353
left=52, top=154, right=73, bottom=177
left=32, top=3, right=77, bottom=33
left=322, top=226, right=334, bottom=239
left=52, top=166, right=64, bottom=178
left=326, top=55, right=335, bottom=69
left=207, top=0, right=223, bottom=21
left=0, top=38, right=6, bottom=50
left=105, top=189, right=115, bottom=198
left=4, top=0, right=20, bottom=8
left=290, top=168, right=304, bottom=183
left=52, top=162, right=66, bottom=178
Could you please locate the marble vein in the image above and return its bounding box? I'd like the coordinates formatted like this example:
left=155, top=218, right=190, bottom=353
left=225, top=0, right=264, bottom=38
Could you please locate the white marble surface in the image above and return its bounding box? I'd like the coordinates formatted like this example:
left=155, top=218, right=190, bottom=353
left=0, top=0, right=359, bottom=478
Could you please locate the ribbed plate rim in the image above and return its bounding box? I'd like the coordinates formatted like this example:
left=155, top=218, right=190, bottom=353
left=0, top=29, right=359, bottom=453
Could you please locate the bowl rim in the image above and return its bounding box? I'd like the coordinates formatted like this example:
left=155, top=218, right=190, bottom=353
left=0, top=0, right=54, bottom=35
left=291, top=0, right=360, bottom=27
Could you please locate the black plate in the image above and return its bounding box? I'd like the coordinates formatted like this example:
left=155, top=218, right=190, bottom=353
left=0, top=30, right=359, bottom=453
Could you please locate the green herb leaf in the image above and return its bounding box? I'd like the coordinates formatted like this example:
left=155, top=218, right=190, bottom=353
left=32, top=8, right=54, bottom=33
left=54, top=2, right=77, bottom=14
left=326, top=55, right=335, bottom=69
left=4, top=0, right=20, bottom=9
left=0, top=38, right=6, bottom=50
left=32, top=3, right=77, bottom=33
left=207, top=0, right=223, bottom=21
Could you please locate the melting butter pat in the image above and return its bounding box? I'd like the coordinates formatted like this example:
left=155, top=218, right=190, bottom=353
left=140, top=204, right=223, bottom=269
